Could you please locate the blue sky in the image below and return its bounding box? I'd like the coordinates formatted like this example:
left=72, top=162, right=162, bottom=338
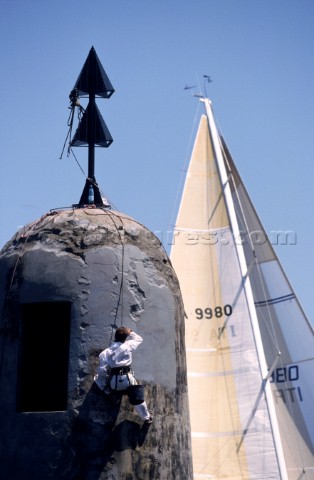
left=0, top=0, right=313, bottom=322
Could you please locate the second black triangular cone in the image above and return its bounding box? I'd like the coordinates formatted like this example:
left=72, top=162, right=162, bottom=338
left=70, top=103, right=113, bottom=148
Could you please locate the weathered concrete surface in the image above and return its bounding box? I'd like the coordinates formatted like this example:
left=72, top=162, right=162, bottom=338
left=0, top=208, right=192, bottom=479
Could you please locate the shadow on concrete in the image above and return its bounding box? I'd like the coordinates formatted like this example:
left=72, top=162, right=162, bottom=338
left=58, top=383, right=150, bottom=480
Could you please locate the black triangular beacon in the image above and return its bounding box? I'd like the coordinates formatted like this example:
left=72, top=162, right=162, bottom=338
left=70, top=47, right=114, bottom=206
left=73, top=46, right=114, bottom=98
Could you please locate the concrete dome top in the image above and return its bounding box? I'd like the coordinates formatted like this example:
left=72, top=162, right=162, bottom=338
left=1, top=206, right=180, bottom=326
left=2, top=208, right=166, bottom=261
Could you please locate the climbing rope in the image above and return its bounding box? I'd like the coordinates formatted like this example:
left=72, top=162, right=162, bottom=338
left=85, top=208, right=125, bottom=345
left=69, top=147, right=86, bottom=177
left=107, top=211, right=125, bottom=343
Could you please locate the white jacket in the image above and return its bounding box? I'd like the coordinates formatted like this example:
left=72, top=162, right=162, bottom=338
left=95, top=331, right=143, bottom=390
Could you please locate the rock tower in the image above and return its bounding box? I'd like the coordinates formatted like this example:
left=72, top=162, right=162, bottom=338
left=0, top=47, right=192, bottom=479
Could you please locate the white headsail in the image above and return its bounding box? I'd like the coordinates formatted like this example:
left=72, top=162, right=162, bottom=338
left=170, top=98, right=314, bottom=479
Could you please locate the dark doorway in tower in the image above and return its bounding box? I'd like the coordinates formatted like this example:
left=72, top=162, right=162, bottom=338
left=17, top=302, right=71, bottom=412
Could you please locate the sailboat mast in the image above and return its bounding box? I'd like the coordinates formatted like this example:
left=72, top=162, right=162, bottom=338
left=203, top=97, right=288, bottom=480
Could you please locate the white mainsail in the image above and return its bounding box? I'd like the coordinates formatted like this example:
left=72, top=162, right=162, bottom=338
left=170, top=98, right=314, bottom=480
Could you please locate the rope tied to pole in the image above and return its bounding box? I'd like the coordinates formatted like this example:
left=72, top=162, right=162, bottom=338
left=59, top=89, right=85, bottom=160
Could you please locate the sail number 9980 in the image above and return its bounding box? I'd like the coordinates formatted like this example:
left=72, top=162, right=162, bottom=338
left=195, top=305, right=233, bottom=319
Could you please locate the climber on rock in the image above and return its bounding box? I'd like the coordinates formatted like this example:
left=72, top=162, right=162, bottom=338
left=94, top=327, right=152, bottom=424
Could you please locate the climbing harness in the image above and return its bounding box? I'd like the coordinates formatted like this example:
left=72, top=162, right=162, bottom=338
left=109, top=365, right=132, bottom=391
left=105, top=366, right=145, bottom=405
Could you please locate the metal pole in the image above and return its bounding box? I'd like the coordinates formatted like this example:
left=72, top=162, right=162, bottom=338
left=88, top=93, right=95, bottom=181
